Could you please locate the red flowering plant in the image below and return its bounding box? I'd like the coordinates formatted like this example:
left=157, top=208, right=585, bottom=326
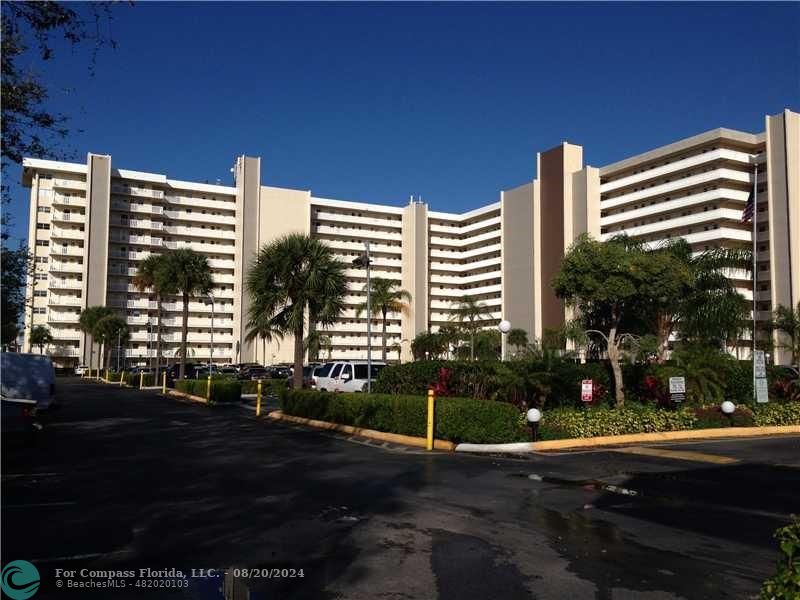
left=642, top=374, right=672, bottom=408
left=430, top=367, right=453, bottom=397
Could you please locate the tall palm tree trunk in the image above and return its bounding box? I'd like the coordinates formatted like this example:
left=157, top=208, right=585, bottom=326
left=293, top=323, right=304, bottom=389
left=381, top=308, right=388, bottom=362
left=180, top=291, right=189, bottom=380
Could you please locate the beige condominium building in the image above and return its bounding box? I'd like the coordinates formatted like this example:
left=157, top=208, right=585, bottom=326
left=21, top=108, right=798, bottom=367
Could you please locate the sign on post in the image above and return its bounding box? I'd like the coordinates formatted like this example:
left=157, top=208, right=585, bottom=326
left=669, top=377, right=686, bottom=404
left=753, top=350, right=767, bottom=379
left=755, top=378, right=769, bottom=403
left=581, top=380, right=593, bottom=403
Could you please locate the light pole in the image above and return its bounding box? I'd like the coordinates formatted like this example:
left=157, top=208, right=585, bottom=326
left=526, top=408, right=542, bottom=442
left=206, top=295, right=215, bottom=367
left=352, top=242, right=372, bottom=393
left=498, top=319, right=511, bottom=361
left=116, top=330, right=121, bottom=372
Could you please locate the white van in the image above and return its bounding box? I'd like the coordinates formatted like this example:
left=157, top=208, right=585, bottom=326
left=315, top=360, right=386, bottom=393
left=1, top=353, right=57, bottom=410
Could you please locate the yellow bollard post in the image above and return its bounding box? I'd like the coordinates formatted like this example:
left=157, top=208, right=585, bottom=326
left=139, top=371, right=144, bottom=390
left=162, top=371, right=167, bottom=394
left=207, top=374, right=212, bottom=401
left=426, top=388, right=435, bottom=451
left=105, top=369, right=109, bottom=382
left=120, top=371, right=125, bottom=387
left=256, top=379, right=262, bottom=417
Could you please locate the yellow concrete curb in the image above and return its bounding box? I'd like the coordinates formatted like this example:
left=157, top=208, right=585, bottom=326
left=532, top=425, right=800, bottom=451
left=267, top=410, right=456, bottom=451
left=166, top=389, right=209, bottom=405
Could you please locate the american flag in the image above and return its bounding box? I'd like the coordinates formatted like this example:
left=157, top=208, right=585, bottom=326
left=741, top=188, right=755, bottom=223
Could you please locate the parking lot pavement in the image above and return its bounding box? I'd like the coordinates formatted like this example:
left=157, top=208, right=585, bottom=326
left=2, top=378, right=797, bottom=599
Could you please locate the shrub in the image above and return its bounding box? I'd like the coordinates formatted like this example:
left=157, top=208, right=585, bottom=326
left=760, top=517, right=800, bottom=600
left=175, top=378, right=241, bottom=403
left=692, top=404, right=755, bottom=428
left=241, top=379, right=288, bottom=395
left=538, top=405, right=697, bottom=440
left=373, top=358, right=611, bottom=409
left=280, top=390, right=527, bottom=444
left=754, top=403, right=800, bottom=426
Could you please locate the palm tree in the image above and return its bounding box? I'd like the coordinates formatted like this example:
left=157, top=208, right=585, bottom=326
left=94, top=315, right=129, bottom=368
left=355, top=278, right=411, bottom=361
left=161, top=249, right=213, bottom=380
left=771, top=302, right=800, bottom=365
left=648, top=239, right=751, bottom=360
left=449, top=296, right=489, bottom=361
left=246, top=233, right=347, bottom=390
left=133, top=253, right=174, bottom=383
left=305, top=331, right=333, bottom=362
left=507, top=328, right=528, bottom=357
left=79, top=305, right=114, bottom=375
left=30, top=325, right=52, bottom=354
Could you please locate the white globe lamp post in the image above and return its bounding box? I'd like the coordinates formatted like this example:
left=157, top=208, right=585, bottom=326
left=526, top=407, right=542, bottom=442
left=721, top=400, right=736, bottom=427
left=498, top=319, right=511, bottom=361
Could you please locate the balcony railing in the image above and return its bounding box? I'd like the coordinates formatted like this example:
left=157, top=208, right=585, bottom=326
left=52, top=178, right=86, bottom=190
left=112, top=185, right=165, bottom=199
left=52, top=194, right=85, bottom=207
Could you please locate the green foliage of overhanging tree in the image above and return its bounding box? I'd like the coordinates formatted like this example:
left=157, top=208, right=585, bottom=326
left=160, top=249, right=213, bottom=380
left=78, top=305, right=114, bottom=374
left=29, top=324, right=52, bottom=354
left=93, top=314, right=128, bottom=368
left=133, top=253, right=175, bottom=382
left=246, top=233, right=347, bottom=390
left=1, top=245, right=33, bottom=345
left=411, top=331, right=447, bottom=360
left=305, top=330, right=332, bottom=362
left=355, top=277, right=411, bottom=362
left=553, top=234, right=691, bottom=407
left=770, top=303, right=800, bottom=366
left=449, top=296, right=489, bottom=361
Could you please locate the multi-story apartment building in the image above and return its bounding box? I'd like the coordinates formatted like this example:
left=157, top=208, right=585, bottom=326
left=21, top=109, right=798, bottom=367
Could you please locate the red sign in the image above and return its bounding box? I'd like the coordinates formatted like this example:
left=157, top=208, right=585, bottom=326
left=581, top=380, right=593, bottom=403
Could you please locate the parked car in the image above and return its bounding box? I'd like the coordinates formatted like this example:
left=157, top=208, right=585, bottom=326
left=218, top=366, right=239, bottom=377
left=129, top=366, right=154, bottom=376
left=166, top=362, right=203, bottom=383
left=312, top=363, right=334, bottom=388
left=1, top=397, right=39, bottom=437
left=315, top=361, right=386, bottom=393
left=74, top=364, right=89, bottom=376
left=241, top=367, right=269, bottom=381
left=269, top=366, right=291, bottom=379
left=1, top=353, right=57, bottom=411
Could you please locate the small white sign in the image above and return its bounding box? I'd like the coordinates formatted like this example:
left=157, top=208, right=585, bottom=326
left=755, top=378, right=769, bottom=403
left=669, top=377, right=686, bottom=394
left=581, top=380, right=593, bottom=403
left=753, top=350, right=767, bottom=379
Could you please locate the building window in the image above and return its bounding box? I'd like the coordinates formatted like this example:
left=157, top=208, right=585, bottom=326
left=34, top=290, right=47, bottom=297
left=38, top=206, right=51, bottom=213
left=37, top=223, right=50, bottom=230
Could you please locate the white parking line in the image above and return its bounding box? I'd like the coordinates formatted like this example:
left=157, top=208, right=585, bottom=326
left=4, top=501, right=76, bottom=509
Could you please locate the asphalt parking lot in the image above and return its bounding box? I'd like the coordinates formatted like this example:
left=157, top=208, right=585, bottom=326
left=2, top=378, right=798, bottom=599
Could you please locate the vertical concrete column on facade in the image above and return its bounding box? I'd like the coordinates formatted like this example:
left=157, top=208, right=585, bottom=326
left=766, top=110, right=800, bottom=365
left=255, top=185, right=311, bottom=365
left=501, top=183, right=536, bottom=340
left=535, top=143, right=585, bottom=340
left=232, top=156, right=262, bottom=364
left=82, top=153, right=111, bottom=366
left=401, top=201, right=429, bottom=362
left=23, top=174, right=40, bottom=352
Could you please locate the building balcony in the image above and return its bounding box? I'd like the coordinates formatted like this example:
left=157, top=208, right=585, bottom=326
left=164, top=195, right=236, bottom=211
left=50, top=227, right=85, bottom=241
left=51, top=211, right=86, bottom=223
left=600, top=188, right=749, bottom=226
left=429, top=228, right=502, bottom=249
left=52, top=178, right=86, bottom=191
left=53, top=245, right=84, bottom=257
left=48, top=312, right=80, bottom=324
left=48, top=295, right=83, bottom=307
left=52, top=194, right=85, bottom=207
left=162, top=240, right=236, bottom=255
left=49, top=279, right=83, bottom=290
left=429, top=215, right=502, bottom=236
left=600, top=148, right=755, bottom=194
left=49, top=261, right=83, bottom=274
left=50, top=329, right=81, bottom=341
left=112, top=184, right=165, bottom=199
left=163, top=209, right=236, bottom=225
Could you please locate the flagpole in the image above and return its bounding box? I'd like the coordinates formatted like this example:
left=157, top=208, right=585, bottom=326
left=752, top=161, right=758, bottom=402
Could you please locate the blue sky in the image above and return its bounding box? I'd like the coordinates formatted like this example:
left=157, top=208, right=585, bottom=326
left=4, top=1, right=799, bottom=243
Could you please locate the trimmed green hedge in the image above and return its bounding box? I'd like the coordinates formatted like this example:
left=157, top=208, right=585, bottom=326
left=539, top=405, right=698, bottom=440
left=175, top=378, right=241, bottom=403
left=754, top=402, right=800, bottom=426
left=241, top=379, right=288, bottom=395
left=280, top=390, right=527, bottom=444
